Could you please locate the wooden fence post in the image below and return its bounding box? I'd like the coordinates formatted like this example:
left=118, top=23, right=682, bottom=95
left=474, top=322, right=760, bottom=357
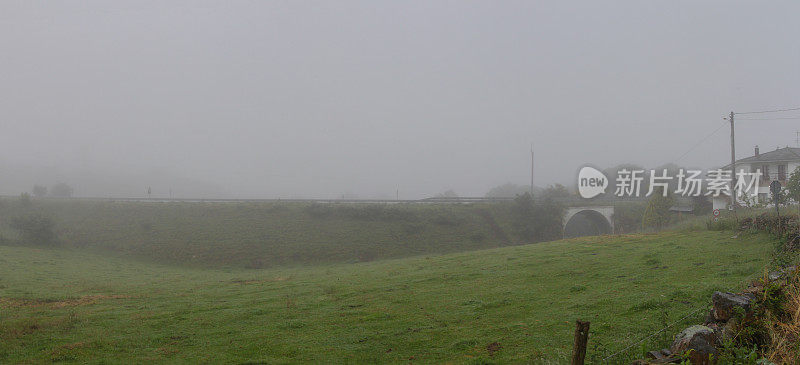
left=571, top=320, right=590, bottom=365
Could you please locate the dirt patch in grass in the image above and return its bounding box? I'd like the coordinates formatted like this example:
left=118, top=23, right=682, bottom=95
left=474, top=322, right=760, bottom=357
left=1, top=314, right=80, bottom=341
left=0, top=294, right=131, bottom=309
left=156, top=346, right=180, bottom=356
left=2, top=321, right=46, bottom=340
left=486, top=342, right=502, bottom=357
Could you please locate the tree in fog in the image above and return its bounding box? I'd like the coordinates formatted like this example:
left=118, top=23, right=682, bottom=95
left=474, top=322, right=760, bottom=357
left=435, top=189, right=459, bottom=198
left=512, top=192, right=565, bottom=243
left=691, top=195, right=712, bottom=216
left=786, top=167, right=800, bottom=215
left=485, top=183, right=531, bottom=198
left=642, top=187, right=674, bottom=230
left=540, top=183, right=572, bottom=199
left=50, top=183, right=74, bottom=198
left=32, top=185, right=47, bottom=197
left=10, top=213, right=57, bottom=246
left=512, top=193, right=537, bottom=240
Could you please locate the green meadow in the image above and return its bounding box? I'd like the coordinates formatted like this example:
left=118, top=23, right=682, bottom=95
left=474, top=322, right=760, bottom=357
left=0, top=220, right=777, bottom=363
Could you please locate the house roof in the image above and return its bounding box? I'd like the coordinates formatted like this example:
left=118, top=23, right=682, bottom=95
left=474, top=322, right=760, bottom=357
left=722, top=147, right=800, bottom=169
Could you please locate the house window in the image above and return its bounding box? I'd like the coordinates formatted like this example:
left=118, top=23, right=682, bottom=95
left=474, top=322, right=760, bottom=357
left=761, top=165, right=770, bottom=182
left=778, top=164, right=787, bottom=181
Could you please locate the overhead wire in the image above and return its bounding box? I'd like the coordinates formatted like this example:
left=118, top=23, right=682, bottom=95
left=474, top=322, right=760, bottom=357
left=735, top=106, right=800, bottom=115
left=674, top=120, right=728, bottom=163
left=735, top=116, right=800, bottom=120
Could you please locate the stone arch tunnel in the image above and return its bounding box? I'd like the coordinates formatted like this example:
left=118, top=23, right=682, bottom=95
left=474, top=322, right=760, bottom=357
left=563, top=206, right=614, bottom=238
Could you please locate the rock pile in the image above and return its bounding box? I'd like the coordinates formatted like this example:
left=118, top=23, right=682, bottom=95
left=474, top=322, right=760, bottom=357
left=632, top=265, right=796, bottom=364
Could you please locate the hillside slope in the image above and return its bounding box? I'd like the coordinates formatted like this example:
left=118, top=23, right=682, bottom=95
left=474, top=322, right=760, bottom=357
left=0, top=199, right=518, bottom=268
left=0, top=230, right=778, bottom=363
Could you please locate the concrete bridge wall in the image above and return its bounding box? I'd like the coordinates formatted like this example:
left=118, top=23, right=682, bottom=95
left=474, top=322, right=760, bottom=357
left=563, top=206, right=615, bottom=236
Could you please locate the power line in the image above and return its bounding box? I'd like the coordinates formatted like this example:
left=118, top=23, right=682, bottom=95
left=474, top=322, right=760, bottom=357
left=736, top=106, right=800, bottom=115
left=735, top=116, right=800, bottom=120
left=674, top=120, right=728, bottom=163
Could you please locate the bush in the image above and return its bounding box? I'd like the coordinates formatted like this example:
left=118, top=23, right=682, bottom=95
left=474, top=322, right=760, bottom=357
left=614, top=202, right=647, bottom=233
left=706, top=217, right=738, bottom=231
left=739, top=213, right=800, bottom=252
left=512, top=193, right=564, bottom=243
left=303, top=203, right=418, bottom=222
left=9, top=214, right=58, bottom=246
left=692, top=196, right=713, bottom=216
left=18, top=192, right=32, bottom=207
left=32, top=185, right=47, bottom=197
left=642, top=187, right=674, bottom=230
left=50, top=182, right=74, bottom=198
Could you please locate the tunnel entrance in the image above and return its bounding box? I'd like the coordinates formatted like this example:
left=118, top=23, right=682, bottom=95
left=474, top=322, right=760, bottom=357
left=563, top=209, right=613, bottom=238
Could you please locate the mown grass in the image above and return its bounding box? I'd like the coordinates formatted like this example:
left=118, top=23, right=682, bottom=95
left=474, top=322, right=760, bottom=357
left=0, top=230, right=778, bottom=363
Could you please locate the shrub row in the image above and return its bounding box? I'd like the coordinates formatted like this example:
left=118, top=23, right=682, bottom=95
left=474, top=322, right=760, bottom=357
left=739, top=213, right=800, bottom=251
left=303, top=203, right=420, bottom=222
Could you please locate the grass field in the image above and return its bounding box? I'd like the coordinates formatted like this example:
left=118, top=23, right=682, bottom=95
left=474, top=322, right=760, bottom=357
left=0, top=198, right=519, bottom=268
left=0, top=229, right=779, bottom=363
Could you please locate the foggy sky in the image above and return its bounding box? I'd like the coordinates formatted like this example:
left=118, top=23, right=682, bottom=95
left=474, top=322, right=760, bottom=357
left=2, top=1, right=799, bottom=199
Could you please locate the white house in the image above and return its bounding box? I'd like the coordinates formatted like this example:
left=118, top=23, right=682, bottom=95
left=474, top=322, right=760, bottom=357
left=713, top=146, right=800, bottom=210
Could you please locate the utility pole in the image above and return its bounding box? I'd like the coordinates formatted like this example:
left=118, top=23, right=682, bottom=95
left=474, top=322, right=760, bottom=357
left=530, top=144, right=535, bottom=195
left=729, top=111, right=736, bottom=210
